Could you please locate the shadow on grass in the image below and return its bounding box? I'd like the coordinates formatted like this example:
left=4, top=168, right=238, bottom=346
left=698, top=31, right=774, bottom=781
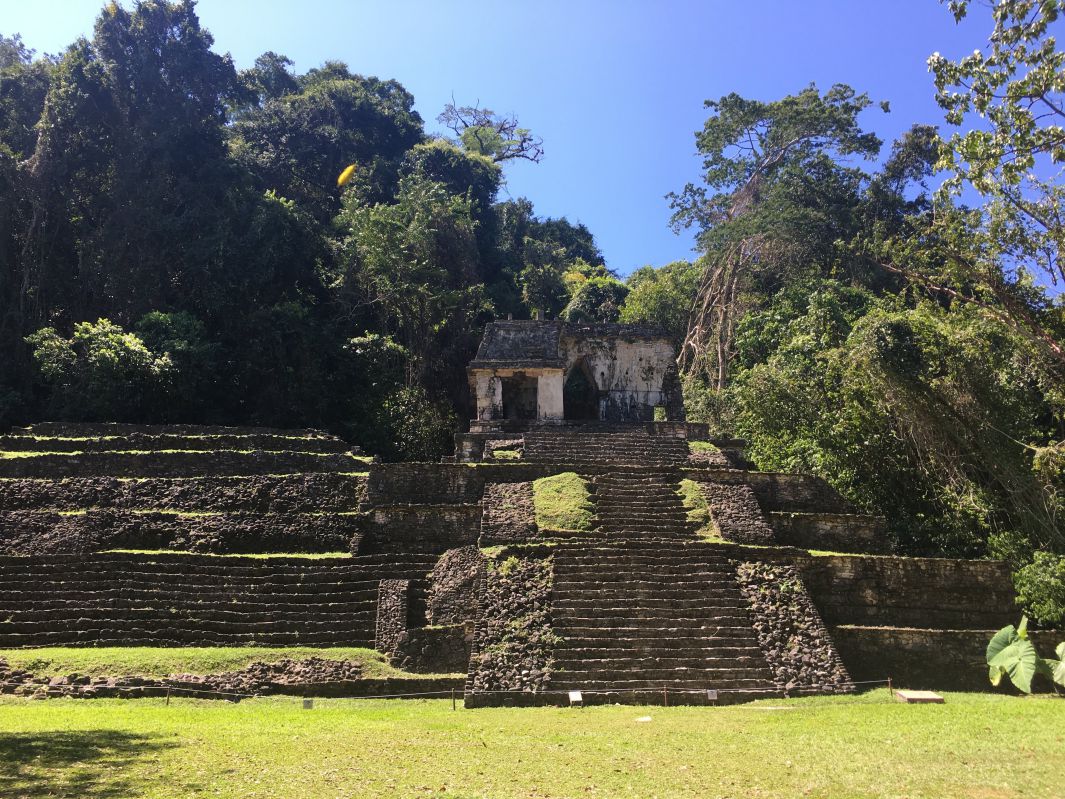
left=0, top=729, right=178, bottom=798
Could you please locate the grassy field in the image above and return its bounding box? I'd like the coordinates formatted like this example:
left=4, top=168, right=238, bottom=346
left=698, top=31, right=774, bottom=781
left=0, top=646, right=461, bottom=680
left=0, top=690, right=1061, bottom=798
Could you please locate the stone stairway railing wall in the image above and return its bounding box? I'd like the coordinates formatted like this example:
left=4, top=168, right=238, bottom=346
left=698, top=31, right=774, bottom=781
left=0, top=551, right=436, bottom=648
left=480, top=482, right=538, bottom=545
left=734, top=561, right=853, bottom=693
left=696, top=482, right=776, bottom=545
left=464, top=546, right=556, bottom=707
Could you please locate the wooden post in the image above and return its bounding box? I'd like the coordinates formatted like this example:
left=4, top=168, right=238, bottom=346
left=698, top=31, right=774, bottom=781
left=165, top=686, right=171, bottom=706
left=663, top=687, right=668, bottom=706
left=451, top=688, right=456, bottom=711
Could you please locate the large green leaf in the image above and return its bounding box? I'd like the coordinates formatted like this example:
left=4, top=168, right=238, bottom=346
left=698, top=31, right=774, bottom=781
left=1053, top=649, right=1065, bottom=688
left=989, top=663, right=1005, bottom=687
left=986, top=624, right=1017, bottom=665
left=988, top=639, right=1042, bottom=693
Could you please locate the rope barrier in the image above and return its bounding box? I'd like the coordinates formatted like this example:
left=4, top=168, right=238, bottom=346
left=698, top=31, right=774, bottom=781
left=0, top=677, right=897, bottom=703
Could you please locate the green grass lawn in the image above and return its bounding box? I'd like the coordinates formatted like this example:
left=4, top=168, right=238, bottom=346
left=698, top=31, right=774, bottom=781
left=688, top=440, right=720, bottom=453
left=532, top=472, right=594, bottom=532
left=0, top=690, right=1060, bottom=798
left=0, top=647, right=460, bottom=680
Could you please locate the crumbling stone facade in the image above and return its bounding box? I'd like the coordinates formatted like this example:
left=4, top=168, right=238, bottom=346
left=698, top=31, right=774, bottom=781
left=0, top=332, right=1030, bottom=705
left=467, top=321, right=683, bottom=427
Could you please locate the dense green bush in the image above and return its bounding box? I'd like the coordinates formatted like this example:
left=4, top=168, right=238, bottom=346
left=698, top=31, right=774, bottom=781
left=1015, top=553, right=1065, bottom=628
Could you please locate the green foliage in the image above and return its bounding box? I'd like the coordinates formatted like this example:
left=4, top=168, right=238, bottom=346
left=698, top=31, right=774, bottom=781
left=620, top=260, right=701, bottom=343
left=377, top=385, right=458, bottom=463
left=678, top=478, right=720, bottom=540
left=723, top=280, right=1058, bottom=558
left=25, top=320, right=173, bottom=422
left=887, top=0, right=1065, bottom=376
left=336, top=172, right=487, bottom=383
left=561, top=276, right=628, bottom=323
left=986, top=616, right=1055, bottom=693
left=1015, top=553, right=1065, bottom=627
left=532, top=472, right=593, bottom=532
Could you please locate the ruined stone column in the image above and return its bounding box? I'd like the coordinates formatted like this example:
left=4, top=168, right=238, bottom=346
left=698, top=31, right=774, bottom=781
left=536, top=369, right=564, bottom=419
left=473, top=371, right=503, bottom=420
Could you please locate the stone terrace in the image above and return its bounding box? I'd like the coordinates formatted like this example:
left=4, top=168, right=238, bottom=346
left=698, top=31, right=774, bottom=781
left=0, top=418, right=1029, bottom=703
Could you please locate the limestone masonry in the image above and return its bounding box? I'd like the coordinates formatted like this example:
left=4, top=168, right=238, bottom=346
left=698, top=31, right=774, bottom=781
left=0, top=322, right=1022, bottom=704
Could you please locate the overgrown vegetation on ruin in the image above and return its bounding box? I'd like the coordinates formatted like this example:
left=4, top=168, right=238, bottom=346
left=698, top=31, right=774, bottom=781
left=0, top=647, right=453, bottom=680
left=0, top=0, right=1062, bottom=621
left=531, top=473, right=594, bottom=532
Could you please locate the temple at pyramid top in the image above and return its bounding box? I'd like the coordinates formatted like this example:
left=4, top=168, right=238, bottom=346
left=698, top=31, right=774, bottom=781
left=467, top=320, right=684, bottom=426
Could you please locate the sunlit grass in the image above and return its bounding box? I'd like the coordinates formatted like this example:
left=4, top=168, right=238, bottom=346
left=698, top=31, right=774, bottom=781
left=0, top=646, right=460, bottom=680
left=532, top=471, right=594, bottom=532
left=0, top=690, right=1061, bottom=798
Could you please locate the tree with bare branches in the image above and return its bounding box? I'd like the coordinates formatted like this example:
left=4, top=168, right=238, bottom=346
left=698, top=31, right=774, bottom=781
left=438, top=101, right=544, bottom=163
left=669, top=84, right=885, bottom=387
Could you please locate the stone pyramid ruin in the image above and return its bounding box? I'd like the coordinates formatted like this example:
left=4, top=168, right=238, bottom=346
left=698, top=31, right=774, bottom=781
left=0, top=321, right=1022, bottom=704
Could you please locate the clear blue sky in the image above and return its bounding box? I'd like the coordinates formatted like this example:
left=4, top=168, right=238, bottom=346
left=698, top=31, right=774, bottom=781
left=2, top=0, right=989, bottom=276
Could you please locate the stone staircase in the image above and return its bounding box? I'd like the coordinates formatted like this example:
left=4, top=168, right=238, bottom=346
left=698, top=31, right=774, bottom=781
left=522, top=428, right=688, bottom=466
left=593, top=468, right=694, bottom=541
left=549, top=541, right=779, bottom=704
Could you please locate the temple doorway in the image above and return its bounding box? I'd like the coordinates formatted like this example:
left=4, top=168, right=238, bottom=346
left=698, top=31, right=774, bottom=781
left=563, top=362, right=599, bottom=421
left=501, top=374, right=538, bottom=420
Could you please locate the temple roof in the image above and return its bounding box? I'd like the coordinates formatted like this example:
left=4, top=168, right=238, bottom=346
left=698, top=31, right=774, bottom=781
left=468, top=320, right=671, bottom=370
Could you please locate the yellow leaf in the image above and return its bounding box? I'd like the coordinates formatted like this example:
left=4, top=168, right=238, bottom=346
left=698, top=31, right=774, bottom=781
left=337, top=164, right=357, bottom=187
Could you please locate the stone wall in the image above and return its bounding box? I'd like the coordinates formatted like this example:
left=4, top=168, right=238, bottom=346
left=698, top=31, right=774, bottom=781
left=735, top=561, right=852, bottom=693
left=375, top=579, right=411, bottom=653
left=480, top=482, right=538, bottom=545
left=683, top=470, right=855, bottom=514
left=831, top=626, right=1062, bottom=691
left=428, top=546, right=486, bottom=626
left=0, top=450, right=364, bottom=478
left=559, top=327, right=681, bottom=422
left=796, top=554, right=1018, bottom=629
left=0, top=551, right=436, bottom=648
left=0, top=473, right=366, bottom=513
left=357, top=504, right=482, bottom=554
left=770, top=512, right=890, bottom=554
left=0, top=432, right=352, bottom=454
left=392, top=624, right=472, bottom=674
left=0, top=509, right=358, bottom=555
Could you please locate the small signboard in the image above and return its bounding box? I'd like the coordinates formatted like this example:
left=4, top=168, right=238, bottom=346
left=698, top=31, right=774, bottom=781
left=706, top=689, right=718, bottom=702
left=568, top=691, right=583, bottom=706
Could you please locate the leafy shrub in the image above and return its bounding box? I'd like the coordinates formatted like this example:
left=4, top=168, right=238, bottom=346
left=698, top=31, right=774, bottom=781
left=25, top=319, right=173, bottom=422
left=1015, top=553, right=1065, bottom=628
